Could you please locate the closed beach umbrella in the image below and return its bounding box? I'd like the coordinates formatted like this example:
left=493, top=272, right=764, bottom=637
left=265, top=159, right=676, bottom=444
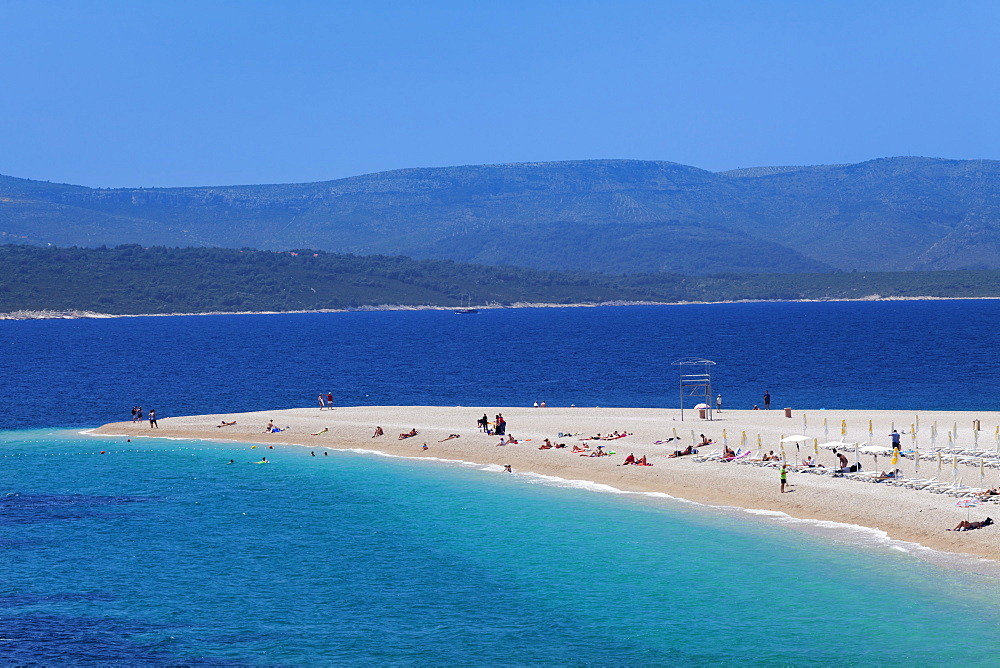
left=868, top=419, right=873, bottom=444
left=691, top=429, right=697, bottom=446
left=813, top=437, right=819, bottom=457
left=980, top=458, right=986, bottom=485
left=722, top=429, right=728, bottom=449
left=802, top=413, right=807, bottom=434
left=974, top=426, right=980, bottom=448
left=672, top=427, right=679, bottom=441
left=952, top=455, right=959, bottom=484
left=841, top=420, right=847, bottom=439
left=890, top=448, right=899, bottom=469
left=914, top=443, right=920, bottom=473
left=915, top=414, right=920, bottom=433
left=931, top=421, right=937, bottom=450
left=756, top=434, right=763, bottom=457
left=823, top=418, right=829, bottom=440
left=911, top=423, right=917, bottom=449
left=937, top=452, right=943, bottom=472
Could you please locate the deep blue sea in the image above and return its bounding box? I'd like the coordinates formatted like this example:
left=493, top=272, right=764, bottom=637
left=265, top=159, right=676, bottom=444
left=3, top=301, right=1000, bottom=664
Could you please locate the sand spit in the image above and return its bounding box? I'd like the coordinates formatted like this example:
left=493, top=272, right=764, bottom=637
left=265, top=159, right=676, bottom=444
left=94, top=406, right=1000, bottom=562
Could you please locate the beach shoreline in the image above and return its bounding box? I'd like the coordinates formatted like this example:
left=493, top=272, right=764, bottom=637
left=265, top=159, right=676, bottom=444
left=6, top=294, right=1000, bottom=320
left=93, top=406, right=1000, bottom=564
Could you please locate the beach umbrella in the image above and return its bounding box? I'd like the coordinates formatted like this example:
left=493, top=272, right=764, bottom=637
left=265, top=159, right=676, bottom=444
left=952, top=455, right=959, bottom=485
left=868, top=419, right=873, bottom=444
left=957, top=498, right=979, bottom=522
left=673, top=427, right=678, bottom=440
left=823, top=418, right=829, bottom=440
left=722, top=429, right=728, bottom=449
left=741, top=430, right=747, bottom=449
left=954, top=422, right=959, bottom=442
left=802, top=413, right=807, bottom=434
left=813, top=437, right=819, bottom=457
left=890, top=447, right=899, bottom=471
left=756, top=433, right=762, bottom=457
left=911, top=423, right=917, bottom=449
left=841, top=419, right=847, bottom=439
left=974, top=426, right=980, bottom=449
left=691, top=429, right=697, bottom=446
left=937, top=451, right=943, bottom=472
left=995, top=425, right=999, bottom=455
left=780, top=437, right=787, bottom=462
left=860, top=445, right=892, bottom=455
left=980, top=458, right=986, bottom=485
left=915, top=414, right=920, bottom=433
left=914, top=442, right=920, bottom=473
left=948, top=431, right=954, bottom=451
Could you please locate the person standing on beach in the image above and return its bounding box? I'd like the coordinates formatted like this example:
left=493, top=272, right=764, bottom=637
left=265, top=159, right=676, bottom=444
left=890, top=430, right=901, bottom=451
left=149, top=408, right=158, bottom=429
left=780, top=463, right=788, bottom=493
left=763, top=391, right=771, bottom=410
left=327, top=392, right=334, bottom=409
left=131, top=406, right=138, bottom=423
left=716, top=394, right=722, bottom=413
left=318, top=394, right=326, bottom=410
left=137, top=406, right=144, bottom=422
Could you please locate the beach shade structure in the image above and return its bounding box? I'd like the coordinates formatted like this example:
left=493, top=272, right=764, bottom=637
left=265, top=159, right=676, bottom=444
left=953, top=455, right=960, bottom=484
left=802, top=413, right=807, bottom=434
left=974, top=427, right=980, bottom=448
left=915, top=414, right=920, bottom=434
left=813, top=437, right=819, bottom=457
left=957, top=497, right=979, bottom=521
left=868, top=419, right=874, bottom=444
left=914, top=443, right=920, bottom=473
left=860, top=445, right=892, bottom=456
left=911, top=424, right=917, bottom=449
left=995, top=425, right=1000, bottom=455
left=691, top=429, right=697, bottom=446
left=722, top=429, right=728, bottom=448
left=937, top=452, right=943, bottom=472
left=980, top=458, right=986, bottom=485
left=823, top=418, right=829, bottom=440
left=756, top=434, right=763, bottom=457
left=841, top=420, right=847, bottom=439
left=780, top=434, right=809, bottom=465
left=740, top=431, right=747, bottom=450
left=931, top=421, right=938, bottom=450
left=672, top=427, right=679, bottom=440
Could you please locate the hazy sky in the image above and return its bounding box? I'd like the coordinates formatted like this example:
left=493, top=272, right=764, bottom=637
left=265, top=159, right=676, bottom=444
left=1, top=0, right=998, bottom=187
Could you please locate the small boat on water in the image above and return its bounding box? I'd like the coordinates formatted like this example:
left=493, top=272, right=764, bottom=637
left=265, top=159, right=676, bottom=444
left=455, top=297, right=478, bottom=314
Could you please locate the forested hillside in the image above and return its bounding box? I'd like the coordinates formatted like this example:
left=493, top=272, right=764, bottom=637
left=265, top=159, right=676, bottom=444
left=3, top=245, right=1000, bottom=316
left=3, top=157, right=1000, bottom=275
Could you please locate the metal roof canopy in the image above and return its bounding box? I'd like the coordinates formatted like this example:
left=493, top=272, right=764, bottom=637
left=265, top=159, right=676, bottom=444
left=672, top=357, right=716, bottom=422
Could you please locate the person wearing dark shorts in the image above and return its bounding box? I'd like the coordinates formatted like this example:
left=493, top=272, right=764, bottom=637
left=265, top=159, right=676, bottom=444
left=149, top=408, right=158, bottom=428
left=763, top=391, right=771, bottom=410
left=780, top=463, right=788, bottom=493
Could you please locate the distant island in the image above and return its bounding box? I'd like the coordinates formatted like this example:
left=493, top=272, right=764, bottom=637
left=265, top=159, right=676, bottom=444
left=3, top=245, right=1000, bottom=318
left=4, top=156, right=1000, bottom=276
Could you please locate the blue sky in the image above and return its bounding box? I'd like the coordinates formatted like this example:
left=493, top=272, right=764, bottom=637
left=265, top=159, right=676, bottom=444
left=1, top=0, right=998, bottom=187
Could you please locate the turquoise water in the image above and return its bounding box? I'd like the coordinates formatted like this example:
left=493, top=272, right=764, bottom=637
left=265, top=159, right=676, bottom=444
left=3, top=430, right=1000, bottom=665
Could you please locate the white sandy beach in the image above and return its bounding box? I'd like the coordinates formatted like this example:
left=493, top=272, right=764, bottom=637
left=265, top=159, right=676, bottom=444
left=95, top=406, right=1000, bottom=561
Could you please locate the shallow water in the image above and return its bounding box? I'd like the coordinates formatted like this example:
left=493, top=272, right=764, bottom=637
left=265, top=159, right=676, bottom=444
left=2, top=430, right=999, bottom=664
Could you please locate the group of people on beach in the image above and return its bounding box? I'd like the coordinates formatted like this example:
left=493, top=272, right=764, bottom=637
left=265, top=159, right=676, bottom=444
left=317, top=392, right=334, bottom=410
left=478, top=413, right=506, bottom=435
left=130, top=406, right=158, bottom=428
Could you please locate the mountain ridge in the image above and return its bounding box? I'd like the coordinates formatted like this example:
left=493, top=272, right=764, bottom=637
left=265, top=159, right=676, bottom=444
left=3, top=156, right=1000, bottom=275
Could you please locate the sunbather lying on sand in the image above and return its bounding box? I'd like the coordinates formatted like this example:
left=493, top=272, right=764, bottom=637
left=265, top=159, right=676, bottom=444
left=438, top=434, right=460, bottom=442
left=572, top=444, right=589, bottom=453
left=217, top=420, right=236, bottom=428
left=669, top=445, right=694, bottom=458
left=311, top=427, right=329, bottom=436
left=949, top=517, right=994, bottom=531
left=975, top=487, right=1000, bottom=497
left=398, top=429, right=418, bottom=439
